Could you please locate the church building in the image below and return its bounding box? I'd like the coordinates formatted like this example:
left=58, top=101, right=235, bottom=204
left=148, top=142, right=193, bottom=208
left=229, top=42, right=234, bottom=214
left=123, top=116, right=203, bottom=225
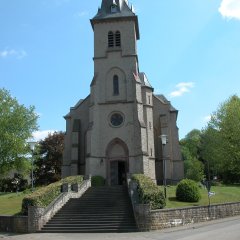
left=62, top=0, right=184, bottom=185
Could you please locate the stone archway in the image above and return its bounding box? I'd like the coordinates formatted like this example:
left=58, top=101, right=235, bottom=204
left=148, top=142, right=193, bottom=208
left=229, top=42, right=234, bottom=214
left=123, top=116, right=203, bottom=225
left=106, top=138, right=129, bottom=186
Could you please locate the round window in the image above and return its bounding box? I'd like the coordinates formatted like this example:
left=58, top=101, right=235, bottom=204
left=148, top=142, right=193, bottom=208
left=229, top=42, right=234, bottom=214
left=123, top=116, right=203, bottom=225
left=110, top=113, right=124, bottom=127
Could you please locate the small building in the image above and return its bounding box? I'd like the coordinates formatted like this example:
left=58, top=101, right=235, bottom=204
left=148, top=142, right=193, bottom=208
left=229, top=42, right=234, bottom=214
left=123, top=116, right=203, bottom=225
left=62, top=0, right=184, bottom=185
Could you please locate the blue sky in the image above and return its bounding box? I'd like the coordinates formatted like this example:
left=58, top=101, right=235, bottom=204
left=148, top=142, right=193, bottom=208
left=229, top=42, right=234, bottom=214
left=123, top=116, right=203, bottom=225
left=0, top=0, right=240, bottom=140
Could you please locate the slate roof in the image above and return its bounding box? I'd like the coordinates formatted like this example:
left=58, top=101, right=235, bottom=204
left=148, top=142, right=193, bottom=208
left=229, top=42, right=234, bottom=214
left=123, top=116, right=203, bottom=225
left=93, top=0, right=135, bottom=20
left=91, top=0, right=140, bottom=39
left=139, top=72, right=153, bottom=88
left=155, top=94, right=178, bottom=112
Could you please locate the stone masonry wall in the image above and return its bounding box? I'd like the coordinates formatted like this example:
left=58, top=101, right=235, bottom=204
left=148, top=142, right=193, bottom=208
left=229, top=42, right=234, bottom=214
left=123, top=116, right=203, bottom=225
left=127, top=178, right=240, bottom=231
left=0, top=178, right=91, bottom=233
left=28, top=179, right=91, bottom=232
left=134, top=202, right=240, bottom=231
left=0, top=216, right=28, bottom=233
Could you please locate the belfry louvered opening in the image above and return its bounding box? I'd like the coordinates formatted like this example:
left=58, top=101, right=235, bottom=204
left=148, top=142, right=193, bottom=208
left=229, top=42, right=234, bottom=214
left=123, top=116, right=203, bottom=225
left=115, top=31, right=121, bottom=47
left=108, top=31, right=114, bottom=47
left=108, top=31, right=121, bottom=48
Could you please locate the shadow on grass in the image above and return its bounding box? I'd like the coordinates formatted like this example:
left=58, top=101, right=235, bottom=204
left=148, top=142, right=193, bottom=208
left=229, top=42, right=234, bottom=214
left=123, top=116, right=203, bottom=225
left=0, top=192, right=8, bottom=196
left=167, top=197, right=200, bottom=207
left=168, top=197, right=177, bottom=202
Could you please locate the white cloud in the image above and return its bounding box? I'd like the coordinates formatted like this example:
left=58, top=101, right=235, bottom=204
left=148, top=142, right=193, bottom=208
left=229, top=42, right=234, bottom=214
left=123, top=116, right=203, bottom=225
left=169, top=82, right=195, bottom=98
left=0, top=49, right=27, bottom=59
left=219, top=0, right=240, bottom=20
left=32, top=130, right=57, bottom=142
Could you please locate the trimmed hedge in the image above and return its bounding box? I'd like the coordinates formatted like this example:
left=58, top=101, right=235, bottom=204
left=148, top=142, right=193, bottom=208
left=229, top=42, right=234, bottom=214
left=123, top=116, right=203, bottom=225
left=91, top=176, right=105, bottom=187
left=132, top=174, right=166, bottom=210
left=176, top=179, right=201, bottom=202
left=21, top=175, right=83, bottom=215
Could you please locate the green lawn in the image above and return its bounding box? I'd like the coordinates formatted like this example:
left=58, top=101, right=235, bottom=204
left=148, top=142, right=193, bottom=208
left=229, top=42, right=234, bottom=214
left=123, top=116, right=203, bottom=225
left=0, top=192, right=27, bottom=215
left=161, top=185, right=240, bottom=209
left=1, top=185, right=240, bottom=215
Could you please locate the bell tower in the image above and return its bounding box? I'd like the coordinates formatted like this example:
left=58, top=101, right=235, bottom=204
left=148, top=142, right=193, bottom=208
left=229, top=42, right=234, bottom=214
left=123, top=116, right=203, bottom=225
left=90, top=0, right=140, bottom=104
left=85, top=0, right=156, bottom=184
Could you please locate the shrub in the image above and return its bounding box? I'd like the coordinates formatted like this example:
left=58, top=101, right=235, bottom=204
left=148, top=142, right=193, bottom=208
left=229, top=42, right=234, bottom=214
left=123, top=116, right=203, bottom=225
left=21, top=175, right=83, bottom=215
left=0, top=175, right=28, bottom=192
left=132, top=174, right=166, bottom=210
left=176, top=179, right=201, bottom=202
left=91, top=176, right=105, bottom=187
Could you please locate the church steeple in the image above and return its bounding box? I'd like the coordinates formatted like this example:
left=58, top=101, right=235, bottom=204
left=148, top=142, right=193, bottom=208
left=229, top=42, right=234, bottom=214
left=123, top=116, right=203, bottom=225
left=96, top=0, right=134, bottom=16
left=91, top=0, right=139, bottom=39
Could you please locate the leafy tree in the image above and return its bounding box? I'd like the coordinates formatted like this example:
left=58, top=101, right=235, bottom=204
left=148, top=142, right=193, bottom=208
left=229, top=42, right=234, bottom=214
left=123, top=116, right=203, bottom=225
left=181, top=129, right=202, bottom=159
left=204, top=95, right=240, bottom=183
left=0, top=88, right=38, bottom=175
left=200, top=127, right=222, bottom=180
left=184, top=157, right=204, bottom=182
left=34, top=131, right=64, bottom=186
left=180, top=129, right=204, bottom=182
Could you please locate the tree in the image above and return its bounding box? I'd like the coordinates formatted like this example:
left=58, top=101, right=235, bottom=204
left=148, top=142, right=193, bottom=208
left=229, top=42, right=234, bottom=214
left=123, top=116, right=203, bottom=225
left=34, top=131, right=64, bottom=186
left=180, top=129, right=204, bottom=182
left=0, top=88, right=38, bottom=175
left=200, top=127, right=222, bottom=180
left=204, top=95, right=240, bottom=183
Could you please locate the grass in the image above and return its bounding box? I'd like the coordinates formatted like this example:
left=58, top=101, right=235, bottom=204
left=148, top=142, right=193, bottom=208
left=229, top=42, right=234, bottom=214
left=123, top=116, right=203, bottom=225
left=1, top=185, right=240, bottom=215
left=160, top=185, right=240, bottom=209
left=0, top=192, right=29, bottom=215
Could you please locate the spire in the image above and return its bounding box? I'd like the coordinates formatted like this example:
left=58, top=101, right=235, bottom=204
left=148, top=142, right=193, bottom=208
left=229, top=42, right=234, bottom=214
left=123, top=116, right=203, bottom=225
left=94, top=0, right=135, bottom=19
left=91, top=0, right=140, bottom=39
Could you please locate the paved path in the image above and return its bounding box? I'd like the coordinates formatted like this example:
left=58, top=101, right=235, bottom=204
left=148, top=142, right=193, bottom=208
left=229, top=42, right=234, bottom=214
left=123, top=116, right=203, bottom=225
left=1, top=216, right=240, bottom=240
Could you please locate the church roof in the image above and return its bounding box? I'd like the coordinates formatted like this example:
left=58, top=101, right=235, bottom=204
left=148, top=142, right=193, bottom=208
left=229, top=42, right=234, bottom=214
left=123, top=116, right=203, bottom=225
left=91, top=0, right=140, bottom=39
left=139, top=72, right=153, bottom=88
left=93, top=0, right=135, bottom=20
left=155, top=94, right=178, bottom=112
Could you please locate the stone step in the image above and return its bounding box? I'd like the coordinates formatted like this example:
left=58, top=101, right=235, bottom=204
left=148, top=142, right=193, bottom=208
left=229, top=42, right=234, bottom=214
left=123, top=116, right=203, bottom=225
left=41, top=186, right=137, bottom=233
left=41, top=228, right=138, bottom=233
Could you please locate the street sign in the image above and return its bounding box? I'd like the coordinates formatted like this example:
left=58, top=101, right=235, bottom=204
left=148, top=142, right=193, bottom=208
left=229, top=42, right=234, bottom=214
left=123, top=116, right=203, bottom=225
left=208, top=191, right=216, bottom=197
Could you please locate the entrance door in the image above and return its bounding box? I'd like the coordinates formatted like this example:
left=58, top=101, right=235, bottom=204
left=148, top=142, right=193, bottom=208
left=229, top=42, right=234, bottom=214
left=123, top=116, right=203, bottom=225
left=110, top=161, right=126, bottom=185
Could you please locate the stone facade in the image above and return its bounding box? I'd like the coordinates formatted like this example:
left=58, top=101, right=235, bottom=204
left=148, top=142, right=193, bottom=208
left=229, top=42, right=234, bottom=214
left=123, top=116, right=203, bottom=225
left=62, top=0, right=184, bottom=185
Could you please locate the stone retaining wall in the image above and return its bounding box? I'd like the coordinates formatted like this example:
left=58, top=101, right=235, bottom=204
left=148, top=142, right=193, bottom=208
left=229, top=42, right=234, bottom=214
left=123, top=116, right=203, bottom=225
left=28, top=178, right=91, bottom=232
left=134, top=202, right=240, bottom=231
left=0, top=215, right=28, bottom=233
left=0, top=177, right=91, bottom=233
left=127, top=178, right=240, bottom=231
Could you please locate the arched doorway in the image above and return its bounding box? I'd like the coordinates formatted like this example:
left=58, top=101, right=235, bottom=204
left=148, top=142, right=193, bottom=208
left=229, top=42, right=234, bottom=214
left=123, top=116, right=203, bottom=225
left=106, top=138, right=129, bottom=186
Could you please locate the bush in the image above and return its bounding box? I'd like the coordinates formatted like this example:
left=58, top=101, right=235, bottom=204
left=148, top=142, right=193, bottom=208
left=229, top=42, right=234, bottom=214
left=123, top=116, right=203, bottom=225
left=132, top=174, right=166, bottom=210
left=91, top=176, right=105, bottom=187
left=21, top=175, right=83, bottom=215
left=176, top=179, right=201, bottom=202
left=0, top=174, right=28, bottom=192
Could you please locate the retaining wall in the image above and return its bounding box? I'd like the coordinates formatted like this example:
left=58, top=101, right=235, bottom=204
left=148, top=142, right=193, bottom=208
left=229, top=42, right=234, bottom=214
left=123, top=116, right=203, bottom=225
left=0, top=215, right=28, bottom=233
left=0, top=177, right=91, bottom=233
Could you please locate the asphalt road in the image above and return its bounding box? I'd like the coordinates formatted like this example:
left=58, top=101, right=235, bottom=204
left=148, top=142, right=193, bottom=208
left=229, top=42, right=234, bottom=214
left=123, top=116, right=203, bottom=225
left=1, top=216, right=240, bottom=240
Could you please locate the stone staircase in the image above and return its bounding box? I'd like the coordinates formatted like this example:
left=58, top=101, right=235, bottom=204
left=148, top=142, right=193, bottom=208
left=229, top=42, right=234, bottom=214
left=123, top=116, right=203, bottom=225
left=41, top=186, right=138, bottom=233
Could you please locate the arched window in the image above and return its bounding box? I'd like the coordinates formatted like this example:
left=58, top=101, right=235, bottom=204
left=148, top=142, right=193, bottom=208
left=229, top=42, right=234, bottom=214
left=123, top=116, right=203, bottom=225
left=115, top=31, right=121, bottom=47
left=108, top=31, right=114, bottom=47
left=113, top=75, right=119, bottom=95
